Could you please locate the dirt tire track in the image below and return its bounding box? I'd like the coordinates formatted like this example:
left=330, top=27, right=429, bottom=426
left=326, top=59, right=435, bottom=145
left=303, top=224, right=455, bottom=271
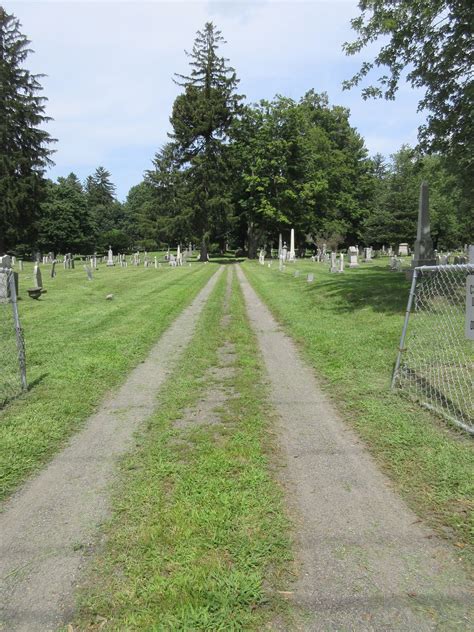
left=0, top=266, right=223, bottom=632
left=236, top=265, right=473, bottom=631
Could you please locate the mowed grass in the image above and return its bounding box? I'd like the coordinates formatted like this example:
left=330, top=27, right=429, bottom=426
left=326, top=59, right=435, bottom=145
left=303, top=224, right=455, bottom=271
left=0, top=260, right=215, bottom=499
left=244, top=260, right=473, bottom=558
left=74, top=267, right=292, bottom=631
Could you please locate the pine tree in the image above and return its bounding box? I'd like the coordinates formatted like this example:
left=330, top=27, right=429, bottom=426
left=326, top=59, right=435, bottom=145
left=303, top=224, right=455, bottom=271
left=169, top=22, right=243, bottom=260
left=0, top=8, right=54, bottom=254
left=85, top=166, right=119, bottom=236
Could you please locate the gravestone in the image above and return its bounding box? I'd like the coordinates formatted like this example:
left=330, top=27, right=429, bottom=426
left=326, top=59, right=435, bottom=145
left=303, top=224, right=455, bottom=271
left=330, top=252, right=338, bottom=273
left=294, top=270, right=300, bottom=277
left=348, top=246, right=358, bottom=268
left=259, top=249, right=265, bottom=265
left=33, top=263, right=42, bottom=288
left=19, top=260, right=23, bottom=271
left=278, top=233, right=283, bottom=259
left=1, top=255, right=12, bottom=269
left=364, top=247, right=372, bottom=262
left=412, top=181, right=436, bottom=268
left=50, top=261, right=57, bottom=278
left=289, top=228, right=296, bottom=262
left=84, top=264, right=93, bottom=281
left=0, top=256, right=18, bottom=302
left=398, top=243, right=409, bottom=256
left=339, top=253, right=345, bottom=273
left=107, top=246, right=115, bottom=266
left=307, top=273, right=314, bottom=283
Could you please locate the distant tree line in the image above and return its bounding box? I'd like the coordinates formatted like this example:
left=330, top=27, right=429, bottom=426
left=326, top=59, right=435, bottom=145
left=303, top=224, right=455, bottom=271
left=1, top=10, right=472, bottom=258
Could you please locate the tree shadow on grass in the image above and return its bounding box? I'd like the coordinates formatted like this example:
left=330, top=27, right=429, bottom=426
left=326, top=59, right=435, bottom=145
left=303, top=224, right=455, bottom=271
left=209, top=257, right=246, bottom=265
left=0, top=373, right=48, bottom=411
left=307, top=265, right=410, bottom=315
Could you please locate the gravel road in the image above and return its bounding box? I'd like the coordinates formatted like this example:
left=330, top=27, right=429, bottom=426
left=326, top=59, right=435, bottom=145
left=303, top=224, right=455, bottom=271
left=237, top=265, right=473, bottom=631
left=0, top=267, right=222, bottom=632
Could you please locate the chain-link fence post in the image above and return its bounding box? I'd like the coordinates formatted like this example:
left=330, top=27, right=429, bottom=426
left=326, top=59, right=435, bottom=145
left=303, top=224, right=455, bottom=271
left=8, top=269, right=27, bottom=391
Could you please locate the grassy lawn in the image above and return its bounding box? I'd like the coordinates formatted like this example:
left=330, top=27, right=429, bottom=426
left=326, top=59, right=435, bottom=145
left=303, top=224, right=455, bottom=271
left=243, top=259, right=473, bottom=559
left=74, top=266, right=292, bottom=630
left=0, top=259, right=215, bottom=500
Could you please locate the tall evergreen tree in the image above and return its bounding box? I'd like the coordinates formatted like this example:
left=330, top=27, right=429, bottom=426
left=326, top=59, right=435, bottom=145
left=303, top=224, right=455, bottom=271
left=85, top=166, right=120, bottom=237
left=0, top=8, right=54, bottom=253
left=169, top=22, right=243, bottom=260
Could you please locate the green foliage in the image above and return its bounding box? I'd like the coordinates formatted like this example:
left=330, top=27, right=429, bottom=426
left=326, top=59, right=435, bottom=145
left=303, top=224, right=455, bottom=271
left=85, top=166, right=122, bottom=237
left=0, top=8, right=54, bottom=253
left=343, top=0, right=474, bottom=187
left=121, top=181, right=156, bottom=245
left=362, top=146, right=472, bottom=247
left=38, top=174, right=95, bottom=253
left=231, top=91, right=372, bottom=255
left=97, top=229, right=131, bottom=253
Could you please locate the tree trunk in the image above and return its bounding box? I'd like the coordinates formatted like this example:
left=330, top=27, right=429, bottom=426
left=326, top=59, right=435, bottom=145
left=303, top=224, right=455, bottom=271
left=247, top=223, right=259, bottom=259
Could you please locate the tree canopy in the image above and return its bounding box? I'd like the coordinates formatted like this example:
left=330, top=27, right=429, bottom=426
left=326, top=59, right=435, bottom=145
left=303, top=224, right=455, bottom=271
left=343, top=0, right=473, bottom=183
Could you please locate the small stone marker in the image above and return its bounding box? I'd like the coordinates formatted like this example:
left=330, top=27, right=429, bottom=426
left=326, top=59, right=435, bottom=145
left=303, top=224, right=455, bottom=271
left=106, top=294, right=113, bottom=300
left=330, top=252, right=338, bottom=273
left=19, top=260, right=23, bottom=271
left=50, top=261, right=57, bottom=278
left=294, top=270, right=300, bottom=277
left=307, top=273, right=314, bottom=282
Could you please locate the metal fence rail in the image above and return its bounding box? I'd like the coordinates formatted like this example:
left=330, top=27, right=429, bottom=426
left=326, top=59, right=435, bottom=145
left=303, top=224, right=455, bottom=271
left=1, top=268, right=27, bottom=405
left=392, top=264, right=474, bottom=434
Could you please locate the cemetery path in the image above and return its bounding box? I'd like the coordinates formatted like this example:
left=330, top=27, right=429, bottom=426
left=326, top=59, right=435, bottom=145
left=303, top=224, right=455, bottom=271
left=236, top=265, right=473, bottom=631
left=0, top=266, right=224, bottom=632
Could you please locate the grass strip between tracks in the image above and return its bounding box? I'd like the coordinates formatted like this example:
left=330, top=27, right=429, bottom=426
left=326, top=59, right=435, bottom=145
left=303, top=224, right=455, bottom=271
left=74, top=267, right=292, bottom=630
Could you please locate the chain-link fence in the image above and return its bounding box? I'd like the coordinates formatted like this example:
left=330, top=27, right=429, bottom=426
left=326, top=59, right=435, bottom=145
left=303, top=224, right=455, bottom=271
left=1, top=268, right=27, bottom=406
left=392, top=264, right=474, bottom=433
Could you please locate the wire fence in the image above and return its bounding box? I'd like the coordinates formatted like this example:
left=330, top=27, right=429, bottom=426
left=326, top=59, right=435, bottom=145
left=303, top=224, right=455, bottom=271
left=392, top=264, right=474, bottom=434
left=1, top=268, right=27, bottom=406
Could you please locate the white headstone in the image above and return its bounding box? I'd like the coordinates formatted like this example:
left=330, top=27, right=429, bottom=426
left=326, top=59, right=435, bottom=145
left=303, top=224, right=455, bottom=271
left=339, top=254, right=345, bottom=273
left=107, top=246, right=115, bottom=266
left=348, top=246, right=358, bottom=268
left=289, top=229, right=295, bottom=262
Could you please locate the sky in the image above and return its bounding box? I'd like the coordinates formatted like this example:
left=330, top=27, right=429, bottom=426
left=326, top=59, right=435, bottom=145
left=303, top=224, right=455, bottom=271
left=8, top=0, right=426, bottom=200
